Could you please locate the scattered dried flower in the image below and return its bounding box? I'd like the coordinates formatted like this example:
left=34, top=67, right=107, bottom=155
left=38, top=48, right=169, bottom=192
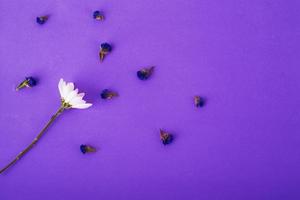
left=137, top=66, right=154, bottom=80
left=36, top=15, right=49, bottom=25
left=16, top=77, right=37, bottom=91
left=194, top=96, right=205, bottom=107
left=160, top=129, right=173, bottom=145
left=93, top=11, right=104, bottom=21
left=80, top=144, right=97, bottom=154
left=99, top=43, right=112, bottom=62
left=100, top=89, right=118, bottom=100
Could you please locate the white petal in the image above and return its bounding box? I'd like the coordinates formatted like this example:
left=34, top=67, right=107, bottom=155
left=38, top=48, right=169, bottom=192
left=61, top=80, right=67, bottom=98
left=78, top=93, right=85, bottom=98
left=72, top=103, right=92, bottom=109
left=58, top=79, right=64, bottom=97
left=62, top=82, right=74, bottom=99
left=62, top=82, right=69, bottom=99
left=65, top=89, right=78, bottom=102
left=66, top=82, right=74, bottom=94
left=69, top=96, right=86, bottom=106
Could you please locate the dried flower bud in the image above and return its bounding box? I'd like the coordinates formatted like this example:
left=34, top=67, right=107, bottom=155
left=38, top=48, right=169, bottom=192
left=99, top=43, right=112, bottom=62
left=16, top=77, right=37, bottom=91
left=36, top=15, right=49, bottom=25
left=93, top=11, right=105, bottom=21
left=194, top=96, right=205, bottom=107
left=100, top=89, right=118, bottom=100
left=80, top=144, right=97, bottom=154
left=137, top=66, right=154, bottom=80
left=160, top=129, right=173, bottom=145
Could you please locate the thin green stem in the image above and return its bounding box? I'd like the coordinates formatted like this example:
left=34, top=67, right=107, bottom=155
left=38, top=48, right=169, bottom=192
left=0, top=106, right=65, bottom=174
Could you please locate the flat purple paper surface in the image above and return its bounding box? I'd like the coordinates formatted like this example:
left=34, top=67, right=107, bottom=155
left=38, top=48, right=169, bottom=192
left=0, top=0, right=300, bottom=199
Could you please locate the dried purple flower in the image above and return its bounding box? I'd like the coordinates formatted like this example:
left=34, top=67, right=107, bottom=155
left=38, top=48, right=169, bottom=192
left=160, top=129, right=173, bottom=145
left=93, top=11, right=105, bottom=21
left=137, top=66, right=154, bottom=80
left=36, top=15, right=49, bottom=25
left=16, top=77, right=37, bottom=91
left=194, top=96, right=205, bottom=107
left=100, top=89, right=118, bottom=100
left=99, top=43, right=112, bottom=62
left=80, top=144, right=97, bottom=154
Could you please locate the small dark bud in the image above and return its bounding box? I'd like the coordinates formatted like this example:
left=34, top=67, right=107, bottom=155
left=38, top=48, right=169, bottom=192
left=93, top=11, right=105, bottom=20
left=99, top=43, right=112, bottom=62
left=80, top=144, right=97, bottom=154
left=16, top=77, right=37, bottom=91
left=100, top=89, right=119, bottom=100
left=137, top=66, right=154, bottom=80
left=194, top=96, right=205, bottom=107
left=160, top=129, right=173, bottom=145
left=36, top=15, right=49, bottom=25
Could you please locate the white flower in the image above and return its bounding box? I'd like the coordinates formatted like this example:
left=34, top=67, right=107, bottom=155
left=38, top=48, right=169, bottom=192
left=58, top=78, right=92, bottom=109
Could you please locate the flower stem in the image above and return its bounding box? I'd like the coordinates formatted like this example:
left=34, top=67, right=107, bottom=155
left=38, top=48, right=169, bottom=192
left=0, top=106, right=65, bottom=174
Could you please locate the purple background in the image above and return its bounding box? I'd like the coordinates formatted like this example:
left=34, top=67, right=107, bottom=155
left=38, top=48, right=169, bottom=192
left=0, top=0, right=300, bottom=199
